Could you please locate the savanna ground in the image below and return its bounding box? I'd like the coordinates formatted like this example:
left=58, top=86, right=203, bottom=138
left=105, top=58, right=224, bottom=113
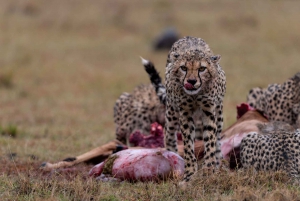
left=1, top=0, right=300, bottom=200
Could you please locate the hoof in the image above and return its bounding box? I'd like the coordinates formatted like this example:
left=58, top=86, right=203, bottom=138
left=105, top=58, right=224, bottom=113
left=40, top=162, right=47, bottom=168
left=40, top=162, right=51, bottom=170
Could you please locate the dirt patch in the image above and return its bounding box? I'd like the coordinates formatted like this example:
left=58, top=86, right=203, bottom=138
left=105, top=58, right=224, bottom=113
left=0, top=159, right=93, bottom=181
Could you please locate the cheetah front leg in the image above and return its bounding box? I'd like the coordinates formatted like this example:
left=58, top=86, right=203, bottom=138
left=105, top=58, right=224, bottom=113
left=164, top=101, right=178, bottom=153
left=214, top=103, right=224, bottom=167
left=201, top=104, right=218, bottom=169
left=179, top=108, right=197, bottom=182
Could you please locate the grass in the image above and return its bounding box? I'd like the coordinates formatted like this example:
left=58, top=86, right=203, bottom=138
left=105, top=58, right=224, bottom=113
left=1, top=0, right=300, bottom=200
left=0, top=124, right=18, bottom=138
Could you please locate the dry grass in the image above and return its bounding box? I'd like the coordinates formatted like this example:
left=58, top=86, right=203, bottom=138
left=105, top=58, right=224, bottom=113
left=1, top=159, right=299, bottom=200
left=1, top=0, right=300, bottom=200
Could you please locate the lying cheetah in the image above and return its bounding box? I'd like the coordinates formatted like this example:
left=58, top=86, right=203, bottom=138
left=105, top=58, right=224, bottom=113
left=164, top=36, right=226, bottom=183
left=240, top=121, right=300, bottom=181
left=114, top=84, right=165, bottom=146
left=247, top=72, right=300, bottom=128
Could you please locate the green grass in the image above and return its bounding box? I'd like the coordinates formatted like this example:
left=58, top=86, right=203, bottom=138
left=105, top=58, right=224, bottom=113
left=0, top=124, right=18, bottom=138
left=1, top=0, right=300, bottom=200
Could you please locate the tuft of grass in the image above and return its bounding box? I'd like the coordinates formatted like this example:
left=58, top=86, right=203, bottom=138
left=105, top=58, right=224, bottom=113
left=13, top=176, right=34, bottom=196
left=0, top=125, right=18, bottom=138
left=0, top=72, right=14, bottom=88
left=101, top=195, right=119, bottom=201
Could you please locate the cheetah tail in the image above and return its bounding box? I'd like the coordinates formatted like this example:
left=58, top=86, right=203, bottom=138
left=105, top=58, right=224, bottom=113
left=140, top=56, right=166, bottom=105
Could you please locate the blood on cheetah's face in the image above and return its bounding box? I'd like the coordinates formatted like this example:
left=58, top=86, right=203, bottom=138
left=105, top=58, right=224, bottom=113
left=174, top=55, right=221, bottom=95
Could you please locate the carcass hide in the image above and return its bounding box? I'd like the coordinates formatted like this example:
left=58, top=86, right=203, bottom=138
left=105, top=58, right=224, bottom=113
left=89, top=149, right=184, bottom=182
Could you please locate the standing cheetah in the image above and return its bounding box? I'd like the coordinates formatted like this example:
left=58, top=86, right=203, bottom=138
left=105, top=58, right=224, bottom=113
left=141, top=57, right=204, bottom=141
left=164, top=36, right=226, bottom=183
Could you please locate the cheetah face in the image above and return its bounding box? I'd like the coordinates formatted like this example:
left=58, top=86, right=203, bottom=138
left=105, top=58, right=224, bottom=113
left=177, top=56, right=219, bottom=95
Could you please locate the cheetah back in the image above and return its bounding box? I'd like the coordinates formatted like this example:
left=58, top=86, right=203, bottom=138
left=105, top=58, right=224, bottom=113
left=240, top=124, right=300, bottom=179
left=247, top=72, right=300, bottom=127
left=114, top=84, right=165, bottom=145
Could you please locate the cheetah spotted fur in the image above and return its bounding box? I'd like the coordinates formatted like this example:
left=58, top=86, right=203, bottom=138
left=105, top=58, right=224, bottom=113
left=141, top=58, right=205, bottom=141
left=240, top=121, right=300, bottom=181
left=247, top=72, right=300, bottom=128
left=114, top=84, right=165, bottom=146
left=164, top=36, right=226, bottom=182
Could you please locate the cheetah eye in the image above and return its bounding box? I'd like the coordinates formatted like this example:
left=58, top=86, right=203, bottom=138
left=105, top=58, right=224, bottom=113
left=198, top=66, right=206, bottom=72
left=180, top=66, right=187, bottom=71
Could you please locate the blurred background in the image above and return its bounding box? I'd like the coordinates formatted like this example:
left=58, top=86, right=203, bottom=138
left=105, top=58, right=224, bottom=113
left=0, top=0, right=300, bottom=161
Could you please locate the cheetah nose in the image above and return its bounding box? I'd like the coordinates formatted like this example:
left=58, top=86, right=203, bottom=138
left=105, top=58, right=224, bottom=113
left=187, top=79, right=197, bottom=86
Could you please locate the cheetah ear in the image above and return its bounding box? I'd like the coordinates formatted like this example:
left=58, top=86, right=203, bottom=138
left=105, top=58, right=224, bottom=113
left=210, top=55, right=221, bottom=63
left=169, top=52, right=180, bottom=62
